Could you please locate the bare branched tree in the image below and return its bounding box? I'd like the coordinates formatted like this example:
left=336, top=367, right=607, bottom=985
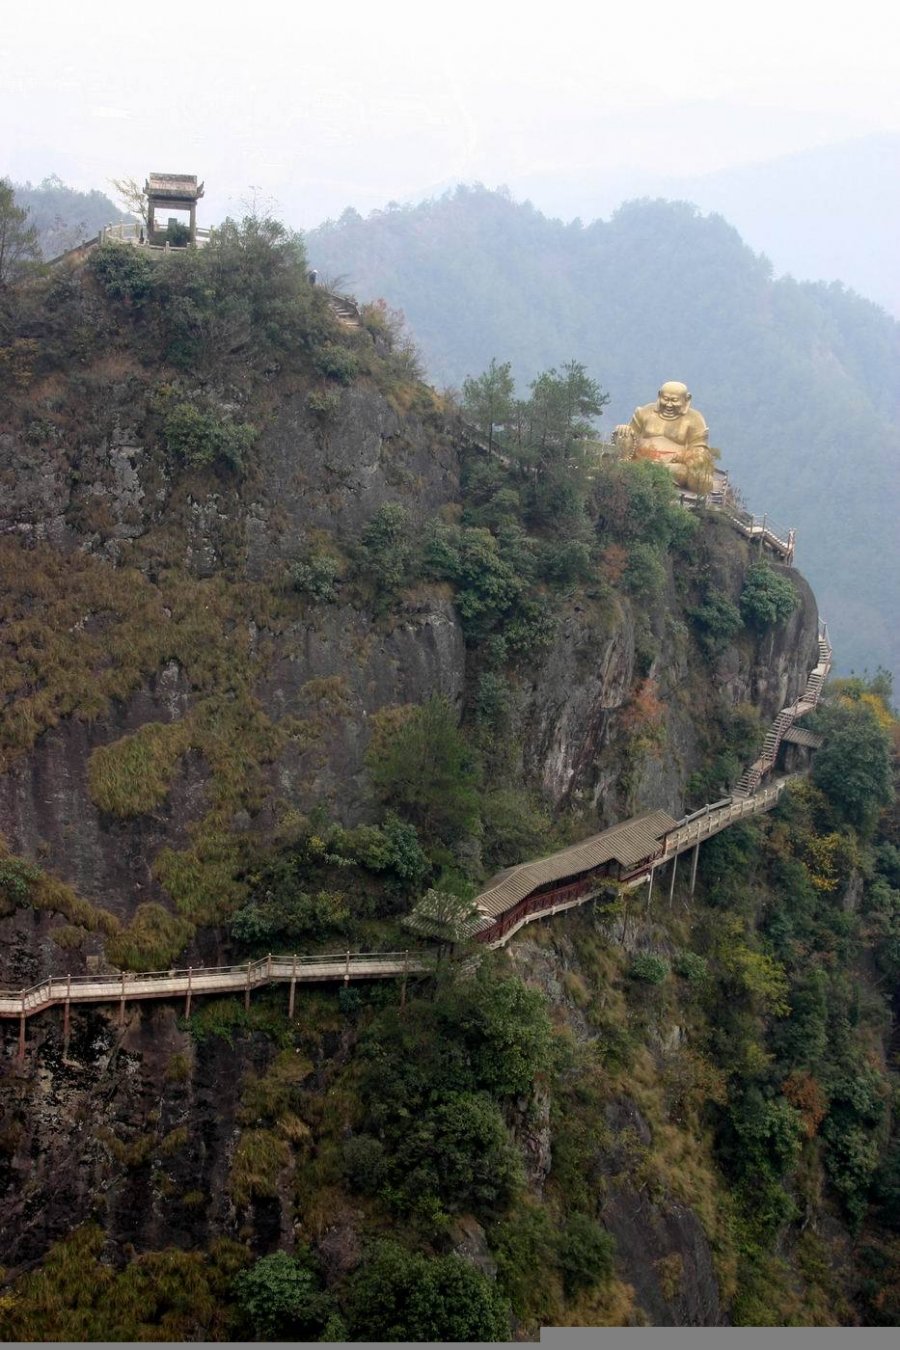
left=110, top=176, right=148, bottom=226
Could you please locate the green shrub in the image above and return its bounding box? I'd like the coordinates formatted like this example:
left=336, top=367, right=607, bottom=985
left=623, top=541, right=666, bottom=598
left=387, top=1090, right=524, bottom=1216
left=812, top=701, right=894, bottom=833
left=312, top=342, right=359, bottom=384
left=490, top=1204, right=561, bottom=1323
left=366, top=696, right=481, bottom=844
left=673, top=950, right=710, bottom=984
left=425, top=523, right=523, bottom=640
left=165, top=220, right=192, bottom=247
left=230, top=887, right=349, bottom=948
left=288, top=551, right=340, bottom=602
left=556, top=1214, right=616, bottom=1295
left=306, top=388, right=342, bottom=421
left=345, top=1241, right=510, bottom=1342
left=739, top=562, right=798, bottom=628
left=233, top=1251, right=333, bottom=1340
left=628, top=953, right=670, bottom=984
left=0, top=856, right=41, bottom=905
left=88, top=242, right=154, bottom=303
left=342, top=1135, right=387, bottom=1193
left=163, top=400, right=257, bottom=472
left=358, top=502, right=417, bottom=602
left=336, top=812, right=430, bottom=891
left=689, top=591, right=742, bottom=655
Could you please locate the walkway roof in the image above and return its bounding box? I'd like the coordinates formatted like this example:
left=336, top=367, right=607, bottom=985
left=473, top=809, right=678, bottom=920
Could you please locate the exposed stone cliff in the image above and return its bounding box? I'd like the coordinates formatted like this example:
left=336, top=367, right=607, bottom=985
left=0, top=247, right=842, bottom=1335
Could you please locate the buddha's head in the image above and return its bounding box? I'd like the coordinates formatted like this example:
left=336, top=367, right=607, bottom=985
left=657, top=381, right=691, bottom=419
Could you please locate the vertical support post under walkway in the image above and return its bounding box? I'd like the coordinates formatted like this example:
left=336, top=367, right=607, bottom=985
left=344, top=950, right=351, bottom=984
left=63, top=974, right=71, bottom=1057
left=119, top=970, right=126, bottom=1028
left=646, top=867, right=655, bottom=908
left=185, top=967, right=192, bottom=1019
left=668, top=853, right=678, bottom=905
left=690, top=843, right=700, bottom=897
left=245, top=961, right=251, bottom=1012
left=18, top=994, right=26, bottom=1064
left=400, top=950, right=409, bottom=1009
left=288, top=954, right=297, bottom=1020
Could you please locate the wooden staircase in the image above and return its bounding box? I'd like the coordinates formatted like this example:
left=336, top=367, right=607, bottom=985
left=733, top=624, right=832, bottom=797
left=327, top=293, right=361, bottom=328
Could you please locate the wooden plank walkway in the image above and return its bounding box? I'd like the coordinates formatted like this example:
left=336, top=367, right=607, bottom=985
left=0, top=952, right=432, bottom=1022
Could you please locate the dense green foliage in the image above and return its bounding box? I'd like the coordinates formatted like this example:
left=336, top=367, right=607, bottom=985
left=739, top=563, right=799, bottom=629
left=366, top=696, right=482, bottom=847
left=346, top=970, right=551, bottom=1226
left=345, top=1241, right=511, bottom=1341
left=812, top=699, right=895, bottom=832
left=232, top=1250, right=335, bottom=1339
left=161, top=400, right=257, bottom=473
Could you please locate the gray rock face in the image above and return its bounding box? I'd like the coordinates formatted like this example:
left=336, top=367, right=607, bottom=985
left=0, top=378, right=466, bottom=966
left=244, top=385, right=459, bottom=578
left=0, top=347, right=826, bottom=1318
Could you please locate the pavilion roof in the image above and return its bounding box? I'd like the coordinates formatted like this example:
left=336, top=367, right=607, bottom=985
left=145, top=174, right=204, bottom=201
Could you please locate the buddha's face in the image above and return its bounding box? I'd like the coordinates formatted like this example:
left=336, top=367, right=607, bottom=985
left=657, top=383, right=690, bottom=418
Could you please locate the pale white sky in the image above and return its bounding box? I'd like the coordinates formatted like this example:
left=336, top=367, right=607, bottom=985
left=3, top=0, right=899, bottom=228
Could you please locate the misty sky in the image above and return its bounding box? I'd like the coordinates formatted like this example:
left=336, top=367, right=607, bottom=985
left=4, top=1, right=899, bottom=237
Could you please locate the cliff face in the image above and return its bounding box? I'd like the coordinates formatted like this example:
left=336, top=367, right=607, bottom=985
left=0, top=249, right=836, bottom=1334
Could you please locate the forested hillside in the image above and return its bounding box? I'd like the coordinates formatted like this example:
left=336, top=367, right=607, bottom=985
left=1, top=222, right=899, bottom=1337
left=308, top=188, right=900, bottom=683
left=12, top=175, right=126, bottom=259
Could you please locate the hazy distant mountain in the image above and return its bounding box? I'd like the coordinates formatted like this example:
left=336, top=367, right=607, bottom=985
left=308, top=187, right=900, bottom=682
left=12, top=175, right=126, bottom=259
left=483, top=134, right=900, bottom=319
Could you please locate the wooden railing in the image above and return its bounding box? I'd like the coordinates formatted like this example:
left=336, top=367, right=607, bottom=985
left=0, top=951, right=432, bottom=1023
left=733, top=621, right=832, bottom=797
left=660, top=781, right=787, bottom=857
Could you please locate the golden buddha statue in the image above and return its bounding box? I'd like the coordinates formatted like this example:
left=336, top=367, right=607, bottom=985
left=614, top=381, right=714, bottom=493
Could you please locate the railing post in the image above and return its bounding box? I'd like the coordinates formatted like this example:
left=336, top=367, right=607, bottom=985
left=267, top=952, right=272, bottom=981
